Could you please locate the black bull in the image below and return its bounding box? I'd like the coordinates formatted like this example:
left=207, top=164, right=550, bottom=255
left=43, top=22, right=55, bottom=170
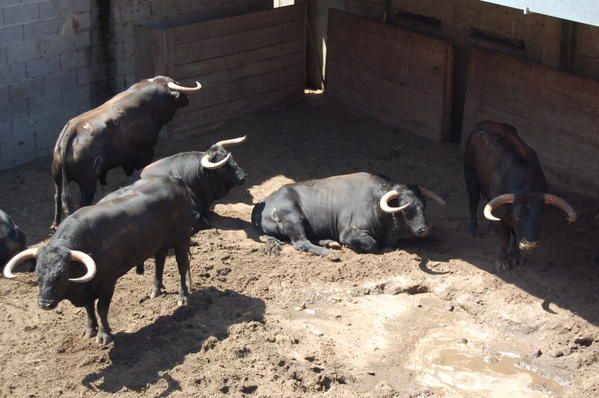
left=51, top=75, right=203, bottom=230
left=0, top=209, right=26, bottom=269
left=4, top=176, right=193, bottom=345
left=100, top=136, right=248, bottom=276
left=464, top=120, right=577, bottom=272
left=139, top=136, right=248, bottom=233
left=251, top=172, right=446, bottom=255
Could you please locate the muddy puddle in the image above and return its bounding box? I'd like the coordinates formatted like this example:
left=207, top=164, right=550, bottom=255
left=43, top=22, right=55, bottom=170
left=287, top=285, right=567, bottom=397
left=411, top=322, right=564, bottom=397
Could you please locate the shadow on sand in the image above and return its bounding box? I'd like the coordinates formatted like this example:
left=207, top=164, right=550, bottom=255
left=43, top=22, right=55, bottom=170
left=82, top=287, right=265, bottom=394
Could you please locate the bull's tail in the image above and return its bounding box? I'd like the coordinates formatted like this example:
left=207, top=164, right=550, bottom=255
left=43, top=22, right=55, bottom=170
left=57, top=123, right=76, bottom=217
left=251, top=200, right=265, bottom=232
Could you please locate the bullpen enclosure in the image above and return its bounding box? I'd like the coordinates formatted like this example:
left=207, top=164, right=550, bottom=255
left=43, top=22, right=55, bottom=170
left=1, top=1, right=599, bottom=397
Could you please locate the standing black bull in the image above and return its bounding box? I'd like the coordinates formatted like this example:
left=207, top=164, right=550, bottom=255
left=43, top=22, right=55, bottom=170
left=464, top=120, right=576, bottom=272
left=0, top=209, right=26, bottom=269
left=100, top=136, right=248, bottom=276
left=51, top=76, right=202, bottom=230
left=251, top=172, right=446, bottom=255
left=4, top=176, right=193, bottom=345
left=140, top=136, right=248, bottom=233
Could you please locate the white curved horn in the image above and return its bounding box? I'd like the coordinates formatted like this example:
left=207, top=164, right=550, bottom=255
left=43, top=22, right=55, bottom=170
left=544, top=194, right=577, bottom=223
left=419, top=186, right=447, bottom=206
left=69, top=250, right=97, bottom=283
left=201, top=153, right=231, bottom=170
left=214, top=135, right=247, bottom=148
left=483, top=193, right=515, bottom=221
left=3, top=248, right=38, bottom=278
left=167, top=81, right=202, bottom=93
left=380, top=190, right=411, bottom=214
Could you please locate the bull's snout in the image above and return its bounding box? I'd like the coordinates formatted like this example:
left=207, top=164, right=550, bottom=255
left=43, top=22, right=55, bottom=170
left=238, top=174, right=248, bottom=184
left=416, top=226, right=430, bottom=238
left=518, top=239, right=539, bottom=250
left=38, top=298, right=57, bottom=310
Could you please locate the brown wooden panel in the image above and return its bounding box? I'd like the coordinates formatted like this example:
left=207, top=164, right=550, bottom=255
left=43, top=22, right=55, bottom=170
left=134, top=26, right=165, bottom=80
left=462, top=49, right=599, bottom=196
left=135, top=4, right=306, bottom=140
left=326, top=9, right=452, bottom=142
left=169, top=83, right=304, bottom=137
left=167, top=4, right=304, bottom=46
left=178, top=63, right=304, bottom=112
left=327, top=60, right=441, bottom=140
left=172, top=39, right=303, bottom=80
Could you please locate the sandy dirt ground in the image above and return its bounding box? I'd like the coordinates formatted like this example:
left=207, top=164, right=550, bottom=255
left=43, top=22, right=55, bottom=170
left=0, top=94, right=598, bottom=398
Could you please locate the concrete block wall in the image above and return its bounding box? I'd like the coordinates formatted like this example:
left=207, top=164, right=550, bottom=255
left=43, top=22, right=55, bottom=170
left=0, top=0, right=92, bottom=170
left=0, top=0, right=272, bottom=170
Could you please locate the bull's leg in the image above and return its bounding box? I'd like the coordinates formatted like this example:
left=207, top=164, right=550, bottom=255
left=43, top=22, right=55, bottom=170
left=135, top=262, right=144, bottom=275
left=274, top=208, right=330, bottom=256
left=318, top=240, right=342, bottom=250
left=495, top=222, right=512, bottom=273
left=292, top=239, right=330, bottom=256
left=98, top=171, right=108, bottom=186
left=507, top=228, right=522, bottom=268
left=174, top=244, right=190, bottom=306
left=340, top=229, right=378, bottom=253
left=84, top=301, right=98, bottom=338
left=51, top=182, right=62, bottom=231
left=464, top=164, right=481, bottom=237
left=190, top=210, right=210, bottom=235
left=96, top=284, right=115, bottom=345
left=79, top=180, right=97, bottom=207
left=151, top=250, right=167, bottom=298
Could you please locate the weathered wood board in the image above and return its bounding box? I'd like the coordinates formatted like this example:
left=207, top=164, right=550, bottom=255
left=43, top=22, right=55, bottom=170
left=462, top=49, right=599, bottom=197
left=326, top=9, right=453, bottom=142
left=135, top=4, right=306, bottom=137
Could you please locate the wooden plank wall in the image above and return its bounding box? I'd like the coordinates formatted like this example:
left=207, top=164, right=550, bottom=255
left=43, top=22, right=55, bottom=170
left=326, top=10, right=453, bottom=142
left=462, top=49, right=599, bottom=197
left=135, top=4, right=306, bottom=137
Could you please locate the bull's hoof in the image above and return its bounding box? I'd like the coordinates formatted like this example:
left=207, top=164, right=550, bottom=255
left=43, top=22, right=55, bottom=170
left=84, top=327, right=98, bottom=338
left=494, top=258, right=509, bottom=273
left=508, top=253, right=522, bottom=268
left=326, top=253, right=342, bottom=262
left=150, top=288, right=162, bottom=299
left=177, top=296, right=188, bottom=307
left=263, top=238, right=283, bottom=257
left=468, top=224, right=481, bottom=238
left=96, top=332, right=112, bottom=345
left=319, top=240, right=342, bottom=250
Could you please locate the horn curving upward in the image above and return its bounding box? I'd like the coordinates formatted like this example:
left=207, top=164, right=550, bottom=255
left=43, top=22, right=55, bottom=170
left=483, top=193, right=515, bottom=221
left=380, top=190, right=411, bottom=214
left=167, top=81, right=202, bottom=93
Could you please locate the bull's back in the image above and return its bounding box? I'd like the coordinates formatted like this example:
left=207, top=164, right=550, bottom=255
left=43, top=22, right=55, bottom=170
left=58, top=178, right=191, bottom=272
left=465, top=121, right=546, bottom=194
left=261, top=173, right=384, bottom=239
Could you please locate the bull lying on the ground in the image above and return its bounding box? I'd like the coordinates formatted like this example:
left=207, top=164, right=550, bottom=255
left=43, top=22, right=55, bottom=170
left=0, top=209, right=26, bottom=269
left=51, top=76, right=202, bottom=230
left=4, top=176, right=193, bottom=345
left=464, top=120, right=576, bottom=272
left=251, top=172, right=446, bottom=255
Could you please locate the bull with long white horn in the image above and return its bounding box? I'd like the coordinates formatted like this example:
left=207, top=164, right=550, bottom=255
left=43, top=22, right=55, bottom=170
left=251, top=173, right=446, bottom=256
left=4, top=174, right=194, bottom=345
left=465, top=120, right=577, bottom=272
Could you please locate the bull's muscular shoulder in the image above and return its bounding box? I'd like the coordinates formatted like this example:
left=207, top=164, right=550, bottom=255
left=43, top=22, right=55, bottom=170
left=471, top=120, right=530, bottom=159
